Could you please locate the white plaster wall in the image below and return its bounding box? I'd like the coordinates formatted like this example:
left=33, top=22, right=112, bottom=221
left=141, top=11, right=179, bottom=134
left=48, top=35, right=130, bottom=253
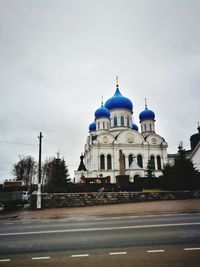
left=110, top=108, right=133, bottom=128
left=78, top=122, right=168, bottom=183
left=117, top=129, right=145, bottom=144
left=95, top=117, right=110, bottom=132
left=191, top=147, right=200, bottom=172
left=83, top=135, right=168, bottom=183
left=141, top=119, right=155, bottom=133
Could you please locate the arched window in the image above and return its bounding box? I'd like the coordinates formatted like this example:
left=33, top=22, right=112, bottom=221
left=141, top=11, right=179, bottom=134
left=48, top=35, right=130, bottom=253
left=114, top=116, right=118, bottom=127
left=157, top=155, right=162, bottom=170
left=123, top=154, right=126, bottom=169
left=150, top=155, right=155, bottom=170
left=129, top=154, right=133, bottom=166
left=150, top=124, right=152, bottom=131
left=137, top=154, right=143, bottom=168
left=127, top=117, right=130, bottom=127
left=100, top=155, right=105, bottom=170
left=103, top=122, right=105, bottom=129
left=134, top=174, right=140, bottom=179
left=144, top=124, right=147, bottom=132
left=121, top=116, right=124, bottom=126
left=107, top=155, right=112, bottom=170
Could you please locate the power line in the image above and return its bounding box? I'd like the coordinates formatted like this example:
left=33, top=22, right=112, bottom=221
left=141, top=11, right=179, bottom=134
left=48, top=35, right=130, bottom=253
left=0, top=141, right=37, bottom=147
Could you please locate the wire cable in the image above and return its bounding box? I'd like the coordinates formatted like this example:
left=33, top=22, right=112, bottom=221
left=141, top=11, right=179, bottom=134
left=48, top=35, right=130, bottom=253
left=0, top=141, right=37, bottom=147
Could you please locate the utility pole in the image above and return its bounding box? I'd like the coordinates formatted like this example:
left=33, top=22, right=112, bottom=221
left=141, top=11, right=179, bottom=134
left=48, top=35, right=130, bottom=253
left=37, top=132, right=43, bottom=209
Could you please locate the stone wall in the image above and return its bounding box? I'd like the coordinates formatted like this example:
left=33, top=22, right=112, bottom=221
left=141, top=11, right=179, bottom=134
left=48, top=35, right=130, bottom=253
left=31, top=191, right=200, bottom=209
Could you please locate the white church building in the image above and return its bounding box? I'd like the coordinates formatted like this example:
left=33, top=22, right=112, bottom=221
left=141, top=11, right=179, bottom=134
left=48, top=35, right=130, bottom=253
left=75, top=79, right=168, bottom=183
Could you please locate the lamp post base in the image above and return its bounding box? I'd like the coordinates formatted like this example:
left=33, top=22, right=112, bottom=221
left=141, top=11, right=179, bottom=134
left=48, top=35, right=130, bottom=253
left=36, top=183, right=41, bottom=209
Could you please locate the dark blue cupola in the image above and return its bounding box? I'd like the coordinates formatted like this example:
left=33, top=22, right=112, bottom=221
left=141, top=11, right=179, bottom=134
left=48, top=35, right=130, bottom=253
left=94, top=105, right=110, bottom=119
left=132, top=123, right=139, bottom=131
left=139, top=99, right=156, bottom=133
left=89, top=121, right=96, bottom=132
left=139, top=99, right=155, bottom=122
left=105, top=78, right=133, bottom=111
left=190, top=123, right=200, bottom=150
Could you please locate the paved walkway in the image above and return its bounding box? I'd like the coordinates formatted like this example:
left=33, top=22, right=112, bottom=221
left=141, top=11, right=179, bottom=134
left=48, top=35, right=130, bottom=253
left=0, top=199, right=200, bottom=221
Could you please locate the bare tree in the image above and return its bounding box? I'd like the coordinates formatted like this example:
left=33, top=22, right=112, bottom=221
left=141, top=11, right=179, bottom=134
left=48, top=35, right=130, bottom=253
left=12, top=155, right=37, bottom=186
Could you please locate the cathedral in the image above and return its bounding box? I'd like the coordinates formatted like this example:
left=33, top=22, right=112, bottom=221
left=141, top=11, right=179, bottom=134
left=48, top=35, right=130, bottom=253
left=75, top=79, right=168, bottom=183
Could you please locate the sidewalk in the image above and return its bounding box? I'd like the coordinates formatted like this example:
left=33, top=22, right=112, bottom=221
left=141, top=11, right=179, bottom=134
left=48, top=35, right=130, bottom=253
left=0, top=199, right=200, bottom=221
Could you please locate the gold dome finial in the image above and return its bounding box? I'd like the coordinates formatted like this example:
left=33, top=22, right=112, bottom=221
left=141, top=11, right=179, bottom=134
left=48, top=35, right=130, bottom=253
left=116, top=76, right=119, bottom=88
left=145, top=98, right=147, bottom=109
left=101, top=96, right=104, bottom=107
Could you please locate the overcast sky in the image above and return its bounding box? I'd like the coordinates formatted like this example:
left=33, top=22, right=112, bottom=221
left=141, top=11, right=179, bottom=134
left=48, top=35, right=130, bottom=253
left=0, top=0, right=200, bottom=182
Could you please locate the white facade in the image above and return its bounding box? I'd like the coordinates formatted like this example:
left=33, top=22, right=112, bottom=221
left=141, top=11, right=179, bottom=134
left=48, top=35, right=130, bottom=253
left=75, top=84, right=168, bottom=183
left=190, top=141, right=200, bottom=172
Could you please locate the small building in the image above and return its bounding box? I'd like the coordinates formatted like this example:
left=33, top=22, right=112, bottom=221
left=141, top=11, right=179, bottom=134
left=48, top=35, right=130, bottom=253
left=190, top=124, right=200, bottom=172
left=168, top=125, right=200, bottom=172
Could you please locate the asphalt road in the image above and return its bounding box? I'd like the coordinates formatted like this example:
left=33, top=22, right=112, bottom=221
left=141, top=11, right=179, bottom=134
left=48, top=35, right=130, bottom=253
left=0, top=213, right=200, bottom=266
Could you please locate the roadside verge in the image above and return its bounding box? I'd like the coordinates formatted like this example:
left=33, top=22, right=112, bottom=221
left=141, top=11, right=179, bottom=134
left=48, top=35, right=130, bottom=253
left=0, top=199, right=200, bottom=221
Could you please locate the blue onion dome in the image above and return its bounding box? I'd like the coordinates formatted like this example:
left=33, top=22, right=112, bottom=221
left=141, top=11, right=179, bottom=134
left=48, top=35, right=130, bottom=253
left=95, top=105, right=110, bottom=119
left=105, top=86, right=133, bottom=111
left=89, top=122, right=96, bottom=132
left=139, top=107, right=155, bottom=122
left=132, top=123, right=139, bottom=131
left=139, top=100, right=155, bottom=122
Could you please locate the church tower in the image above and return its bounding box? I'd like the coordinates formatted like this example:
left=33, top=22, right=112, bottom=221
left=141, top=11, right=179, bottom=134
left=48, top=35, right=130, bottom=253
left=139, top=99, right=155, bottom=136
left=94, top=100, right=110, bottom=133
left=104, top=77, right=133, bottom=133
